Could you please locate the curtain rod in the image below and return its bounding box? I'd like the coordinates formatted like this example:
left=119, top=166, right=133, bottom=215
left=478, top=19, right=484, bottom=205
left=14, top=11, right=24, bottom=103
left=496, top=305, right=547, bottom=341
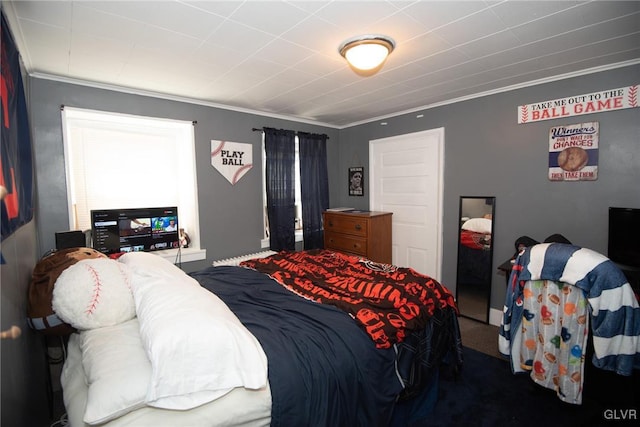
left=252, top=127, right=329, bottom=139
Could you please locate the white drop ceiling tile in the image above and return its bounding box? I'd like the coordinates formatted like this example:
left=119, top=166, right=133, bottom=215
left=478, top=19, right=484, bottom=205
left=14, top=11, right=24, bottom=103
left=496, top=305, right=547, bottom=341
left=534, top=37, right=640, bottom=71
left=287, top=78, right=348, bottom=101
left=508, top=8, right=591, bottom=44
left=29, top=48, right=70, bottom=75
left=18, top=18, right=71, bottom=49
left=195, top=82, right=244, bottom=102
left=168, top=59, right=225, bottom=83
left=358, top=7, right=428, bottom=44
left=313, top=1, right=400, bottom=31
left=455, top=30, right=522, bottom=59
left=181, top=1, right=243, bottom=18
left=81, top=1, right=223, bottom=40
left=126, top=2, right=225, bottom=40
left=251, top=39, right=315, bottom=66
left=285, top=1, right=332, bottom=14
left=308, top=87, right=360, bottom=106
left=12, top=0, right=72, bottom=28
left=68, top=55, right=124, bottom=81
left=79, top=1, right=160, bottom=21
left=401, top=1, right=490, bottom=31
left=435, top=9, right=508, bottom=46
left=576, top=1, right=640, bottom=26
left=519, top=20, right=640, bottom=61
left=227, top=1, right=311, bottom=36
left=17, top=20, right=70, bottom=72
left=489, top=1, right=580, bottom=27
left=410, top=49, right=470, bottom=75
left=71, top=4, right=147, bottom=44
left=291, top=53, right=346, bottom=77
left=232, top=58, right=290, bottom=80
left=70, top=32, right=132, bottom=58
left=268, top=68, right=323, bottom=89
left=162, top=80, right=218, bottom=100
left=394, top=32, right=455, bottom=63
left=280, top=15, right=343, bottom=54
left=206, top=20, right=273, bottom=54
left=595, top=33, right=640, bottom=53
left=216, top=70, right=278, bottom=94
left=261, top=97, right=306, bottom=114
left=69, top=38, right=129, bottom=81
left=279, top=103, right=325, bottom=121
left=193, top=41, right=248, bottom=69
left=465, top=52, right=530, bottom=75
left=589, top=13, right=640, bottom=39
left=135, top=25, right=201, bottom=54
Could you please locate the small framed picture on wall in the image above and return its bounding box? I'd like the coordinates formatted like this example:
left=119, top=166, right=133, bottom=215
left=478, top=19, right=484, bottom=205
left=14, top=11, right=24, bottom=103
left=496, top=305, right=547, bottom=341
left=348, top=167, right=364, bottom=196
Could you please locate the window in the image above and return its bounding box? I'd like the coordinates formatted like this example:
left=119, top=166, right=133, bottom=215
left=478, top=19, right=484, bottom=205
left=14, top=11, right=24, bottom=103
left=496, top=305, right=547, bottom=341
left=61, top=107, right=205, bottom=262
left=261, top=136, right=303, bottom=248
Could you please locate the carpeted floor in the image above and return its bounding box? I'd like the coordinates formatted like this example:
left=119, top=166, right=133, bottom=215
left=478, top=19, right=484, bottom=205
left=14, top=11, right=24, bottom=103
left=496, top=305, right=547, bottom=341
left=457, top=316, right=501, bottom=358
left=417, top=316, right=640, bottom=427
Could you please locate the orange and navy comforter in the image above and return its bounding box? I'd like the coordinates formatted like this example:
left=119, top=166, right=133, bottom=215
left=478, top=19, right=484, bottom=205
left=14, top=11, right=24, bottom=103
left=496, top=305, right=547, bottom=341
left=240, top=249, right=457, bottom=349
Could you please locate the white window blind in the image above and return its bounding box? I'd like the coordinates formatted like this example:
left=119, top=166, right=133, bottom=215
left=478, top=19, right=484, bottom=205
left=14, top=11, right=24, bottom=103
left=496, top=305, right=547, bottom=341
left=61, top=107, right=203, bottom=259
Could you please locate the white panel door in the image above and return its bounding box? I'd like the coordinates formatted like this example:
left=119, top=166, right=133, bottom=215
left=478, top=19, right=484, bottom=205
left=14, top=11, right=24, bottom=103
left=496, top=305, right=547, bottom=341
left=369, top=128, right=444, bottom=280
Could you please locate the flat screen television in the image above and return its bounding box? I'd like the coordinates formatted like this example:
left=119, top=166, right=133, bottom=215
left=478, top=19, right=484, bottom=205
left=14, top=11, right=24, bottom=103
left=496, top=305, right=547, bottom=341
left=91, top=207, right=180, bottom=255
left=608, top=207, right=640, bottom=268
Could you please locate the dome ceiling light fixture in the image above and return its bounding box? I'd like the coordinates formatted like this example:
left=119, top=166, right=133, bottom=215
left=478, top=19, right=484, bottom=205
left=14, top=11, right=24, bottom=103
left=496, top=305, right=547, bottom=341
left=339, top=34, right=395, bottom=76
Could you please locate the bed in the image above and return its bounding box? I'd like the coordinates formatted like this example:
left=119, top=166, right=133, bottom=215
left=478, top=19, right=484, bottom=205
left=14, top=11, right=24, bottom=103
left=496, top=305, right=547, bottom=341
left=56, top=249, right=462, bottom=426
left=457, top=217, right=492, bottom=285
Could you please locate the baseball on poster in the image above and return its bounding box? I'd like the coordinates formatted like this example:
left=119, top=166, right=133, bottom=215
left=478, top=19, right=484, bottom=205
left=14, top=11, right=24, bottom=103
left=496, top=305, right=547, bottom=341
left=211, top=140, right=253, bottom=185
left=548, top=122, right=598, bottom=181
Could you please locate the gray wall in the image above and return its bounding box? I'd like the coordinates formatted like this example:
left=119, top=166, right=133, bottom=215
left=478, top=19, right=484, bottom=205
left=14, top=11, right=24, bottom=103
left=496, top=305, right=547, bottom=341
left=1, top=223, right=51, bottom=427
left=28, top=64, right=639, bottom=312
left=28, top=78, right=340, bottom=272
left=337, top=64, right=640, bottom=312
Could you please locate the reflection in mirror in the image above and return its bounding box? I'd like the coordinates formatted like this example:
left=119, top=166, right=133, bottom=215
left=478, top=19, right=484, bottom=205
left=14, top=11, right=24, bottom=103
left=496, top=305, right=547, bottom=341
left=456, top=196, right=495, bottom=323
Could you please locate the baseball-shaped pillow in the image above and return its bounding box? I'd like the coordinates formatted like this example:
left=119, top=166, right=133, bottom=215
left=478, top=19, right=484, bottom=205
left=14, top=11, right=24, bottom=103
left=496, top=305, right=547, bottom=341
left=52, top=258, right=135, bottom=330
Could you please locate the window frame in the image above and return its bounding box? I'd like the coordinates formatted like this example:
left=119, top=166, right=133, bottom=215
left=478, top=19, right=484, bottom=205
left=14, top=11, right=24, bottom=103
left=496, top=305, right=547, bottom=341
left=61, top=107, right=205, bottom=262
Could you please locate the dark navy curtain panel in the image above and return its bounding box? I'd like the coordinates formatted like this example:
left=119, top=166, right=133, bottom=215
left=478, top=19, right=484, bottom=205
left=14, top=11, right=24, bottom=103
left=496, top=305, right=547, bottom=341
left=1, top=12, right=35, bottom=242
left=298, top=132, right=329, bottom=250
left=263, top=128, right=296, bottom=251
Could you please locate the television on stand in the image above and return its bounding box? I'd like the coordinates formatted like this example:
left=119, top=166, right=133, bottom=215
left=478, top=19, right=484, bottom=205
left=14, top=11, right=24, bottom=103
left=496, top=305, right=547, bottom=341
left=91, top=207, right=180, bottom=255
left=608, top=207, right=640, bottom=270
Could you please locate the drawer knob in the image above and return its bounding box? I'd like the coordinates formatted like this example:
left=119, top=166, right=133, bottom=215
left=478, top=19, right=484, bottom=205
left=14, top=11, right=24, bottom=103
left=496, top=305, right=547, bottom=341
left=354, top=224, right=362, bottom=231
left=328, top=221, right=333, bottom=227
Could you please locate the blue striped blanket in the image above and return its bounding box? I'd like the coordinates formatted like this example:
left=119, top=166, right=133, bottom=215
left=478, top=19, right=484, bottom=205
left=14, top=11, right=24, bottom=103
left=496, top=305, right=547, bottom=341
left=499, top=243, right=640, bottom=375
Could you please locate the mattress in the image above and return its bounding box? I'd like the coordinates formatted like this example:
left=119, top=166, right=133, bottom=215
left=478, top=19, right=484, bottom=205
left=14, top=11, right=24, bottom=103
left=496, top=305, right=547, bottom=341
left=61, top=326, right=272, bottom=427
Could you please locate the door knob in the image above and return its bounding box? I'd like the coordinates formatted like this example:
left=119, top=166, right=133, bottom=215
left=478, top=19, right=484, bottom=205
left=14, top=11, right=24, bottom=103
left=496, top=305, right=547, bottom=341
left=1, top=325, right=21, bottom=340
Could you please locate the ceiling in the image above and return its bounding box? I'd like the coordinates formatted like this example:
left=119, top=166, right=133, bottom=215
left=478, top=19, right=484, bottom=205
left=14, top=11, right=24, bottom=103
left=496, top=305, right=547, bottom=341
left=3, top=1, right=640, bottom=128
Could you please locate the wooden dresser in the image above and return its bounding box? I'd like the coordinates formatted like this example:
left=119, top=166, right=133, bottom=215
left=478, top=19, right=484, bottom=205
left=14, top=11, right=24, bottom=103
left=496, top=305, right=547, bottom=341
left=323, top=210, right=392, bottom=264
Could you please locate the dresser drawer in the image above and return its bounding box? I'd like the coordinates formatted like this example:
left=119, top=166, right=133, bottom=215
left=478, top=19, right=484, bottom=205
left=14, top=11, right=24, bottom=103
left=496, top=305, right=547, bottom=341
left=324, top=215, right=368, bottom=237
left=324, top=232, right=368, bottom=257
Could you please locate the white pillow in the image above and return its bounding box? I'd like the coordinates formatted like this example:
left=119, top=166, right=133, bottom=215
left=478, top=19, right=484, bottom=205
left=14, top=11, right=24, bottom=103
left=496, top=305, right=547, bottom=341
left=129, top=265, right=268, bottom=410
left=118, top=251, right=189, bottom=281
left=461, top=217, right=492, bottom=234
left=52, top=258, right=135, bottom=330
left=78, top=319, right=151, bottom=424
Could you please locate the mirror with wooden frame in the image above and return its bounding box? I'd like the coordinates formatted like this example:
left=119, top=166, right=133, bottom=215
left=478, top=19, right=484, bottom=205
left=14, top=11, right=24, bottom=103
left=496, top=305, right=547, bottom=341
left=455, top=196, right=495, bottom=323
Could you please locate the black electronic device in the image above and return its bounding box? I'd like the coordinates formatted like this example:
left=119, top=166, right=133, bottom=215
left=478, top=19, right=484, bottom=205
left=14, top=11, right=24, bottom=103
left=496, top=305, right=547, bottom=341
left=55, top=230, right=86, bottom=250
left=90, top=207, right=179, bottom=255
left=608, top=207, right=640, bottom=268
